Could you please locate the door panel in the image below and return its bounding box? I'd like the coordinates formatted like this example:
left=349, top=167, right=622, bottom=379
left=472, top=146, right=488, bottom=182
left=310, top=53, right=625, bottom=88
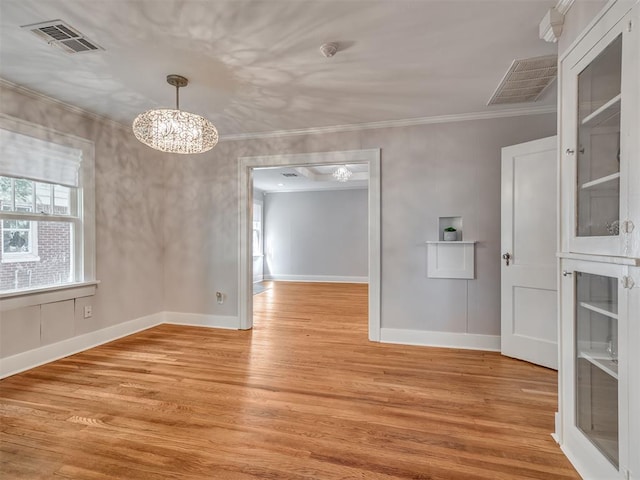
left=513, top=286, right=557, bottom=342
left=501, top=136, right=558, bottom=369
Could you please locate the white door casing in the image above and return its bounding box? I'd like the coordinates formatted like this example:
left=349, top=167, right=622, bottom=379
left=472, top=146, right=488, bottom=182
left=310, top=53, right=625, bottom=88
left=501, top=136, right=558, bottom=369
left=238, top=149, right=381, bottom=340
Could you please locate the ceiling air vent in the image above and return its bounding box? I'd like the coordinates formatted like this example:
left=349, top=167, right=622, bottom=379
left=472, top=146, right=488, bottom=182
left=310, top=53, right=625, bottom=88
left=488, top=55, right=557, bottom=105
left=281, top=173, right=298, bottom=177
left=21, top=19, right=103, bottom=54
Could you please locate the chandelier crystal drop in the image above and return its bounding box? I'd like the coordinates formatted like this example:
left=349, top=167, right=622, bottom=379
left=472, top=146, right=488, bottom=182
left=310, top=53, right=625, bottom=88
left=332, top=165, right=353, bottom=182
left=133, top=75, right=218, bottom=154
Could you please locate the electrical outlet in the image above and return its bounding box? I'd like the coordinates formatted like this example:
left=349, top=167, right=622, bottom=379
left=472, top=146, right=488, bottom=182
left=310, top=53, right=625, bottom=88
left=84, top=305, right=92, bottom=318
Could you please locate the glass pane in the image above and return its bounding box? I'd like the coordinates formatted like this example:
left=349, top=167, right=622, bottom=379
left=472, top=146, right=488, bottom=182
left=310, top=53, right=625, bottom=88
left=3, top=229, right=29, bottom=253
left=575, top=272, right=619, bottom=468
left=3, top=219, right=29, bottom=230
left=0, top=221, right=73, bottom=292
left=35, top=182, right=52, bottom=214
left=0, top=176, right=11, bottom=211
left=576, top=35, right=622, bottom=237
left=14, top=179, right=34, bottom=212
left=54, top=185, right=71, bottom=215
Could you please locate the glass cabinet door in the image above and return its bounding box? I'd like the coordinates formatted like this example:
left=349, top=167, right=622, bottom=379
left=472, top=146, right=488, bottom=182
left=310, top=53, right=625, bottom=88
left=576, top=35, right=622, bottom=238
left=575, top=271, right=619, bottom=468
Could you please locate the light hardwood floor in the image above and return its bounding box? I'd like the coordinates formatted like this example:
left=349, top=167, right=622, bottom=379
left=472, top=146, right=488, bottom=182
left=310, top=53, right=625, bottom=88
left=0, top=282, right=579, bottom=479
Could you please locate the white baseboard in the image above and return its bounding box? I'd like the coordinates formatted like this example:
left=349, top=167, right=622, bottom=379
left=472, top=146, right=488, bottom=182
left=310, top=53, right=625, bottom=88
left=1, top=316, right=497, bottom=379
left=380, top=328, right=500, bottom=351
left=0, top=312, right=164, bottom=379
left=264, top=274, right=368, bottom=283
left=1, top=311, right=241, bottom=379
left=164, top=312, right=239, bottom=330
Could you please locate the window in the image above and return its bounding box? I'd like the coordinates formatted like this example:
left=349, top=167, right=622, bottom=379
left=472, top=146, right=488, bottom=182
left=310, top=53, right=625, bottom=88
left=0, top=118, right=95, bottom=295
left=253, top=203, right=262, bottom=256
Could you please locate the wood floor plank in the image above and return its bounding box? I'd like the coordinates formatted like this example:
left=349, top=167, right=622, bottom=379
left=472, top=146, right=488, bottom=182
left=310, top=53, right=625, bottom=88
left=0, top=281, right=579, bottom=479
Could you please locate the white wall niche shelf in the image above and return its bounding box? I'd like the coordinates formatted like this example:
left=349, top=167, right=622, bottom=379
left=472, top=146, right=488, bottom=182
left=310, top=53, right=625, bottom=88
left=438, top=215, right=463, bottom=241
left=426, top=241, right=477, bottom=244
left=426, top=241, right=476, bottom=279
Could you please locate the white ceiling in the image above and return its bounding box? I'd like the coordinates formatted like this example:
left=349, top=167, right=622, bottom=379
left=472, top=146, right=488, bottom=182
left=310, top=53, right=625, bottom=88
left=0, top=0, right=558, bottom=137
left=254, top=164, right=369, bottom=193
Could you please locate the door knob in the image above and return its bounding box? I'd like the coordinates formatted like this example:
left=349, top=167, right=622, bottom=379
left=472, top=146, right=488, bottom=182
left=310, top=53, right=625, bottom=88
left=502, top=252, right=511, bottom=266
left=562, top=270, right=573, bottom=277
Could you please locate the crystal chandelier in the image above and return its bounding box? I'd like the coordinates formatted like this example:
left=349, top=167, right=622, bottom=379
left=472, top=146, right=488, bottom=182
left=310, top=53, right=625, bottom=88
left=332, top=165, right=353, bottom=182
left=132, top=74, right=218, bottom=154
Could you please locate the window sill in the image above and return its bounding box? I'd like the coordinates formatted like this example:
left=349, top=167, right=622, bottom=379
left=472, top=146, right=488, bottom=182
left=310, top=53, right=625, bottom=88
left=0, top=280, right=99, bottom=312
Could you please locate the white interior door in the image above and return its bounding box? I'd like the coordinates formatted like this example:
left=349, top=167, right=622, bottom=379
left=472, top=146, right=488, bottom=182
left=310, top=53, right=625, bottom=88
left=501, top=136, right=558, bottom=369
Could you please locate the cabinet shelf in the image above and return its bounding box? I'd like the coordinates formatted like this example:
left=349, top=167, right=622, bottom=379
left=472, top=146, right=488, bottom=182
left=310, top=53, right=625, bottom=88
left=579, top=349, right=619, bottom=379
left=580, top=172, right=620, bottom=190
left=579, top=301, right=618, bottom=319
left=581, top=94, right=621, bottom=127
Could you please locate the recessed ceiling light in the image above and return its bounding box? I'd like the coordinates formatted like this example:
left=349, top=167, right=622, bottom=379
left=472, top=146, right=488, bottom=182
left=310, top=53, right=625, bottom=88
left=277, top=183, right=284, bottom=187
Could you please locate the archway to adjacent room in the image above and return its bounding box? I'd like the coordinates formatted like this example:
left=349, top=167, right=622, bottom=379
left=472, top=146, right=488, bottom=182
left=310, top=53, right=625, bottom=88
left=238, top=149, right=381, bottom=341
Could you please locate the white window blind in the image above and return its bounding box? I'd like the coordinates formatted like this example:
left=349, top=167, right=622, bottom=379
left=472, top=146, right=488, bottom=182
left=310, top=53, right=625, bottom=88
left=0, top=128, right=83, bottom=187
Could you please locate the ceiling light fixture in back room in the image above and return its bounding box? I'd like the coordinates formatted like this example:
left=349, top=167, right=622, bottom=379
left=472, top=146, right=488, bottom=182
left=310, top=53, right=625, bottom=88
left=132, top=74, right=218, bottom=154
left=333, top=165, right=353, bottom=182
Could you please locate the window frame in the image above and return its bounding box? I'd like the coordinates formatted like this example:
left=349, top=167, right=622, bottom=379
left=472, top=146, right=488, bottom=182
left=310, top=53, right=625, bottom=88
left=0, top=114, right=95, bottom=300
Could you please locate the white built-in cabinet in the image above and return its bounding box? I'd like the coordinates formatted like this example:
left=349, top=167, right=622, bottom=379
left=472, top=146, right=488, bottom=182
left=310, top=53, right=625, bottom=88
left=560, top=260, right=637, bottom=478
left=558, top=1, right=640, bottom=479
left=560, top=0, right=640, bottom=258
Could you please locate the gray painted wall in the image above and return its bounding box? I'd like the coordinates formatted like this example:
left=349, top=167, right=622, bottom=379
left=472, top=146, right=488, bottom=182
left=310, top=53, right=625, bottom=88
left=0, top=82, right=165, bottom=358
left=263, top=189, right=368, bottom=280
left=163, top=113, right=557, bottom=335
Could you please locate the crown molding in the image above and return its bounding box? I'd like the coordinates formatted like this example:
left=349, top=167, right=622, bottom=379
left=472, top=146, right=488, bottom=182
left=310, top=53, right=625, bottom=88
left=555, top=0, right=575, bottom=15
left=0, top=78, right=129, bottom=132
left=539, top=8, right=565, bottom=43
left=263, top=185, right=368, bottom=194
left=220, top=104, right=557, bottom=142
left=1, top=78, right=556, bottom=143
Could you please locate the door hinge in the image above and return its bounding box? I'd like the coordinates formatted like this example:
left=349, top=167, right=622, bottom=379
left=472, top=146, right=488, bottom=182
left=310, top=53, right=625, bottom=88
left=622, top=276, right=635, bottom=289
left=629, top=20, right=633, bottom=32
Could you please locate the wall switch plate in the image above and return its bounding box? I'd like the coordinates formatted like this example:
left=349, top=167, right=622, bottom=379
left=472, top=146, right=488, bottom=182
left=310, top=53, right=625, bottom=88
left=84, top=305, right=92, bottom=318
